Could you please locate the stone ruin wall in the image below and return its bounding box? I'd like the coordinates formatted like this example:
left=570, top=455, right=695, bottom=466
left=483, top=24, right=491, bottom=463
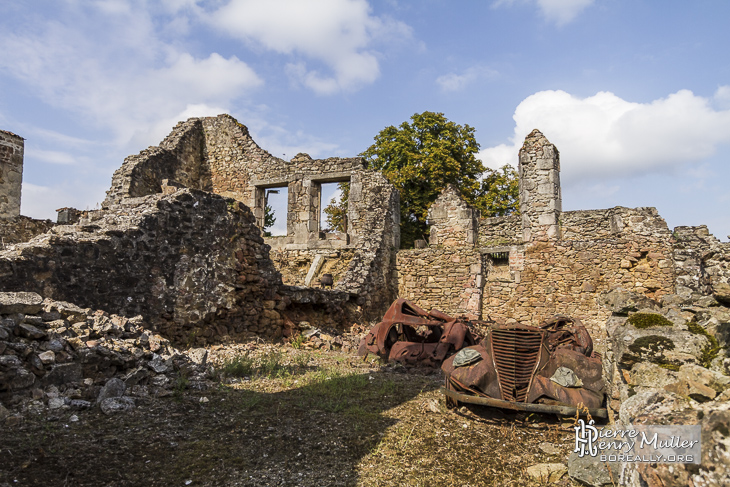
left=393, top=130, right=724, bottom=353
left=0, top=216, right=54, bottom=248
left=1, top=189, right=285, bottom=346
left=477, top=214, right=521, bottom=246
left=102, top=114, right=400, bottom=324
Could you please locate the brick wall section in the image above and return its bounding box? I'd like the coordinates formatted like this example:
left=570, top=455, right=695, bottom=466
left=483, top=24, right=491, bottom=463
left=0, top=216, right=54, bottom=247
left=397, top=248, right=483, bottom=317
left=427, top=184, right=477, bottom=246
left=0, top=130, right=24, bottom=219
left=1, top=189, right=285, bottom=345
left=478, top=214, right=521, bottom=246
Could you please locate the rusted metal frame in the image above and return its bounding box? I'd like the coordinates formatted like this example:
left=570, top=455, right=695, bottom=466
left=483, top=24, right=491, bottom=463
left=441, top=387, right=608, bottom=418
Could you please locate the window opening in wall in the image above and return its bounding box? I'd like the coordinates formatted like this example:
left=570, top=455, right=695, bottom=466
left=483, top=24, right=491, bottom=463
left=264, top=187, right=288, bottom=236
left=321, top=181, right=349, bottom=233
left=486, top=251, right=511, bottom=281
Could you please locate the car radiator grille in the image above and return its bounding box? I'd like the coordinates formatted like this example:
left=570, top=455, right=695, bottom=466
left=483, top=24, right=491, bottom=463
left=491, top=327, right=543, bottom=402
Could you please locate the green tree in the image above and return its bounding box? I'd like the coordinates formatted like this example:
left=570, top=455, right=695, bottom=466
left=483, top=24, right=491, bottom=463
left=263, top=202, right=276, bottom=237
left=323, top=182, right=349, bottom=233
left=474, top=164, right=519, bottom=217
left=360, top=111, right=485, bottom=247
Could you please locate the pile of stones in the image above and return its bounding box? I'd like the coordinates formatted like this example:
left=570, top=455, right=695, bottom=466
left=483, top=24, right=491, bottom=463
left=0, top=292, right=209, bottom=422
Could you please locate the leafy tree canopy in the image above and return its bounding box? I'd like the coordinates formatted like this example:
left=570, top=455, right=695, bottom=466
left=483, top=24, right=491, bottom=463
left=324, top=111, right=519, bottom=247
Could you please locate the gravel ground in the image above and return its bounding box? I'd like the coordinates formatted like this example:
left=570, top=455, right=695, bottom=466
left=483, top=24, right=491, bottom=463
left=1, top=345, right=581, bottom=486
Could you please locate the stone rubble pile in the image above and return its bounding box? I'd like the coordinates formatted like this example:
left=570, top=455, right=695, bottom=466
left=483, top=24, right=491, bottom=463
left=0, top=292, right=210, bottom=421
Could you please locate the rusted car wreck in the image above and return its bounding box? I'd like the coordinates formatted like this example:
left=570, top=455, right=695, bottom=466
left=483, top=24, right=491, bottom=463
left=359, top=299, right=607, bottom=417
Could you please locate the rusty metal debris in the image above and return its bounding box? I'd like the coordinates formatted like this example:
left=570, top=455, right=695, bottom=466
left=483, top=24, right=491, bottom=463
left=442, top=315, right=607, bottom=417
left=359, top=299, right=607, bottom=416
left=357, top=299, right=480, bottom=367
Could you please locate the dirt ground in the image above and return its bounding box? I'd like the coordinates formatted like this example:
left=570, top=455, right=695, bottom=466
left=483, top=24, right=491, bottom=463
left=1, top=346, right=582, bottom=486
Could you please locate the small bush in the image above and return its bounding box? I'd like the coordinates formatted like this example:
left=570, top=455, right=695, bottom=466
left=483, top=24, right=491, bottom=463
left=220, top=355, right=255, bottom=378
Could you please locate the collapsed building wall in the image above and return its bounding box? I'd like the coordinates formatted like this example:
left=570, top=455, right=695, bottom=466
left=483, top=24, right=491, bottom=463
left=0, top=216, right=54, bottom=247
left=103, top=114, right=400, bottom=321
left=1, top=189, right=284, bottom=345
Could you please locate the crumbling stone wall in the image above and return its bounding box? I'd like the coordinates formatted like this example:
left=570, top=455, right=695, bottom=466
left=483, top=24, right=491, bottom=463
left=427, top=184, right=478, bottom=247
left=271, top=249, right=355, bottom=287
left=396, top=129, right=684, bottom=352
left=103, top=119, right=210, bottom=206
left=103, top=114, right=400, bottom=320
left=519, top=129, right=561, bottom=242
left=397, top=248, right=483, bottom=317
left=673, top=225, right=730, bottom=302
left=336, top=172, right=400, bottom=318
left=477, top=214, right=521, bottom=246
left=0, top=130, right=24, bottom=219
left=1, top=189, right=284, bottom=345
left=0, top=216, right=54, bottom=247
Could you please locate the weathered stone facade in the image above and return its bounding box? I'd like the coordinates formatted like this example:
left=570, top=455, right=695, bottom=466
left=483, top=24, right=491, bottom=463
left=395, top=130, right=730, bottom=355
left=519, top=129, right=561, bottom=242
left=0, top=216, right=54, bottom=248
left=0, top=130, right=24, bottom=219
left=103, top=114, right=400, bottom=321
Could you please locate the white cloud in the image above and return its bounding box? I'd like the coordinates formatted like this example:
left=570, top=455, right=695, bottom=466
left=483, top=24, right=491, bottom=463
left=206, top=0, right=411, bottom=94
left=479, top=89, right=730, bottom=182
left=20, top=182, right=107, bottom=219
left=494, top=0, right=595, bottom=25
left=0, top=2, right=262, bottom=152
left=714, top=85, right=730, bottom=109
left=24, top=148, right=78, bottom=166
left=436, top=66, right=499, bottom=92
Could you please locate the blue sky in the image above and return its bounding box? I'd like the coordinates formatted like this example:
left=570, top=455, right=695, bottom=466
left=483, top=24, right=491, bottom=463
left=1, top=0, right=729, bottom=239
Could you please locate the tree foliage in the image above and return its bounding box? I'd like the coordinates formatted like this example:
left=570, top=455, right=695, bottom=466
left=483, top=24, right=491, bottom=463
left=323, top=182, right=349, bottom=233
left=474, top=165, right=519, bottom=218
left=323, top=111, right=519, bottom=247
left=360, top=111, right=485, bottom=247
left=263, top=201, right=276, bottom=237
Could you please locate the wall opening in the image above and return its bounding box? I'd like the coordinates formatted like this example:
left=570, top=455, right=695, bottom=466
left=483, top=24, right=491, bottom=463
left=263, top=186, right=288, bottom=236
left=486, top=251, right=511, bottom=281
left=320, top=181, right=349, bottom=233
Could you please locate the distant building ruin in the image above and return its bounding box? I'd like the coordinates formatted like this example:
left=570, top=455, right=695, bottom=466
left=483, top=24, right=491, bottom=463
left=0, top=130, right=24, bottom=219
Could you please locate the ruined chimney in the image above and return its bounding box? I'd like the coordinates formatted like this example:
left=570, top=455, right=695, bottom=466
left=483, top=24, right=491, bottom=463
left=0, top=130, right=24, bottom=219
left=518, top=129, right=561, bottom=242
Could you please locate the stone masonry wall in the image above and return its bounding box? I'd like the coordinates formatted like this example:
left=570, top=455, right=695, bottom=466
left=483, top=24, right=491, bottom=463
left=477, top=214, right=521, bottom=246
left=519, top=129, right=561, bottom=242
left=1, top=189, right=284, bottom=345
left=427, top=184, right=477, bottom=247
left=102, top=114, right=400, bottom=322
left=103, top=120, right=209, bottom=206
left=337, top=171, right=401, bottom=319
left=0, top=216, right=55, bottom=247
left=673, top=225, right=730, bottom=301
left=397, top=248, right=483, bottom=317
left=0, top=130, right=24, bottom=219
